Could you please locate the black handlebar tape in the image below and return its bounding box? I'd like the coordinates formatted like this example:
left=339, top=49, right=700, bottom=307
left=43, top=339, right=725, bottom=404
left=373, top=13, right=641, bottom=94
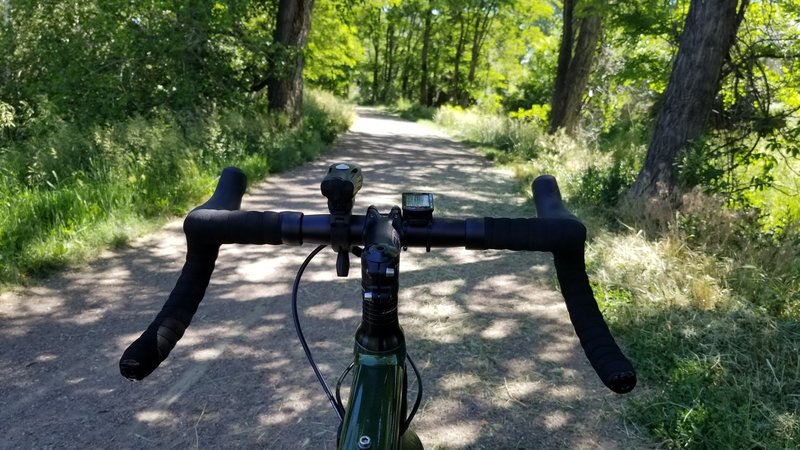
left=532, top=175, right=579, bottom=221
left=528, top=175, right=636, bottom=393
left=119, top=167, right=248, bottom=381
left=196, top=166, right=248, bottom=211
left=183, top=210, right=284, bottom=245
left=482, top=217, right=636, bottom=393
left=119, top=244, right=220, bottom=380
left=482, top=217, right=585, bottom=253
left=553, top=252, right=636, bottom=393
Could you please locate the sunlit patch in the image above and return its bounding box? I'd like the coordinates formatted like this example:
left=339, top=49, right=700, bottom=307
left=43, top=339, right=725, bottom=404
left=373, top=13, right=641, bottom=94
left=262, top=313, right=286, bottom=321
left=91, top=266, right=132, bottom=285
left=473, top=273, right=525, bottom=293
left=501, top=357, right=536, bottom=376
left=480, top=319, right=517, bottom=339
left=411, top=298, right=465, bottom=319
left=418, top=419, right=482, bottom=448
left=191, top=348, right=223, bottom=361
left=537, top=340, right=576, bottom=362
left=495, top=378, right=541, bottom=406
left=63, top=308, right=104, bottom=325
left=150, top=240, right=183, bottom=259
left=544, top=410, right=569, bottom=430
left=253, top=359, right=290, bottom=371
left=439, top=373, right=481, bottom=391
left=235, top=257, right=286, bottom=281
left=548, top=384, right=584, bottom=399
left=304, top=302, right=359, bottom=320
left=36, top=353, right=58, bottom=363
left=136, top=409, right=172, bottom=423
left=0, top=291, right=64, bottom=318
left=256, top=391, right=316, bottom=426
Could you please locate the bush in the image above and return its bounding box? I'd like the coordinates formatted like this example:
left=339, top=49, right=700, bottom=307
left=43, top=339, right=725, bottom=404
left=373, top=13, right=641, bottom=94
left=391, top=99, right=436, bottom=121
left=431, top=104, right=800, bottom=449
left=0, top=91, right=354, bottom=286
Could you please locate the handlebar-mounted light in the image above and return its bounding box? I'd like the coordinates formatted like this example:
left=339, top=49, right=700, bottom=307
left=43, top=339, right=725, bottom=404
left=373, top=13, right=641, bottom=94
left=321, top=163, right=363, bottom=276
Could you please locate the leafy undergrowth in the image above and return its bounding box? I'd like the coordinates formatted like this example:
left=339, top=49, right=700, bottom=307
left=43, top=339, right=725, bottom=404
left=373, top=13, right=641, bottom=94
left=0, top=89, right=354, bottom=286
left=432, top=106, right=800, bottom=449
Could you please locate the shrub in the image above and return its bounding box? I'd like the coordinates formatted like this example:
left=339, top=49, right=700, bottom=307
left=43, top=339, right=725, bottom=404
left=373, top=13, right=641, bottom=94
left=0, top=91, right=354, bottom=286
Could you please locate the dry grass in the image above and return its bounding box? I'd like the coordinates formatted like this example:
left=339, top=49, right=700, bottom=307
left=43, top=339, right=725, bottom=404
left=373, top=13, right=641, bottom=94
left=432, top=106, right=800, bottom=449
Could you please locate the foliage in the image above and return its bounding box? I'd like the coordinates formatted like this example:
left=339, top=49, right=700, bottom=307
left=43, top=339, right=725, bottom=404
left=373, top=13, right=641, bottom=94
left=311, top=0, right=556, bottom=107
left=2, top=0, right=799, bottom=445
left=433, top=105, right=800, bottom=449
left=305, top=0, right=365, bottom=96
left=0, top=90, right=353, bottom=286
left=390, top=99, right=437, bottom=121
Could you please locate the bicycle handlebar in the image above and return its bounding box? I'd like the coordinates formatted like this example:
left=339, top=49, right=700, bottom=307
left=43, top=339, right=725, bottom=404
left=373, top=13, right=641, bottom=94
left=120, top=167, right=636, bottom=394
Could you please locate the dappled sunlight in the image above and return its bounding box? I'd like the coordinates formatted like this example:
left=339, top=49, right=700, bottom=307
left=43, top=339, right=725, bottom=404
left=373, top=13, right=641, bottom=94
left=256, top=387, right=318, bottom=426
left=480, top=318, right=518, bottom=340
left=537, top=339, right=581, bottom=363
left=304, top=301, right=359, bottom=321
left=500, top=357, right=537, bottom=377
left=180, top=322, right=248, bottom=345
left=35, top=353, right=59, bottom=363
left=439, top=373, right=482, bottom=391
left=548, top=384, right=585, bottom=400
left=416, top=397, right=484, bottom=447
left=408, top=278, right=466, bottom=299
left=0, top=108, right=638, bottom=449
left=253, top=358, right=291, bottom=371
left=492, top=378, right=543, bottom=407
left=60, top=306, right=105, bottom=325
left=136, top=409, right=176, bottom=425
left=191, top=348, right=224, bottom=361
left=544, top=410, right=570, bottom=430
left=0, top=288, right=65, bottom=318
left=235, top=256, right=288, bottom=281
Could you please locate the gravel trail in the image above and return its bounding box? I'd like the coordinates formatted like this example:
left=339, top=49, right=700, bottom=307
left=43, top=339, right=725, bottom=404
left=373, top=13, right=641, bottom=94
left=0, top=108, right=643, bottom=449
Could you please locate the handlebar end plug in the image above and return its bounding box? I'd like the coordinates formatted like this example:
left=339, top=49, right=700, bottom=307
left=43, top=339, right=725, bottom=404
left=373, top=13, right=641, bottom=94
left=608, top=370, right=637, bottom=394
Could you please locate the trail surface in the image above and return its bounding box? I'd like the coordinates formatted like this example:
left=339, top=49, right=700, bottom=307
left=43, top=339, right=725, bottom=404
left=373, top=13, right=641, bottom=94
left=0, top=109, right=643, bottom=449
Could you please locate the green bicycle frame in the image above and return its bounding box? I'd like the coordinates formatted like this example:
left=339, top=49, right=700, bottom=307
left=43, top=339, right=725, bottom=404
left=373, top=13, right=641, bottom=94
left=337, top=207, right=423, bottom=450
left=339, top=343, right=422, bottom=449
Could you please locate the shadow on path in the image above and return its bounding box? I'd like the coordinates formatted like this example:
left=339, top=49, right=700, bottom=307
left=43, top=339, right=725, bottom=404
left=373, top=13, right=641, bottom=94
left=0, top=108, right=644, bottom=449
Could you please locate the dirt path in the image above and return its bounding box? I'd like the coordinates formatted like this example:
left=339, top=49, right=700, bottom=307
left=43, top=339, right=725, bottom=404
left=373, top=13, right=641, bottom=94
left=0, top=108, right=643, bottom=449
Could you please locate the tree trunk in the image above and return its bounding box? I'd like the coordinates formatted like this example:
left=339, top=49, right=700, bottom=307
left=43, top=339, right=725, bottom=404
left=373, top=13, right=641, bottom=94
left=450, top=12, right=468, bottom=104
left=464, top=2, right=496, bottom=107
left=548, top=0, right=602, bottom=135
left=381, top=19, right=396, bottom=102
left=371, top=36, right=381, bottom=104
left=549, top=0, right=575, bottom=132
left=419, top=3, right=432, bottom=106
left=628, top=0, right=747, bottom=200
left=267, top=0, right=315, bottom=122
left=399, top=14, right=419, bottom=100
left=400, top=28, right=416, bottom=99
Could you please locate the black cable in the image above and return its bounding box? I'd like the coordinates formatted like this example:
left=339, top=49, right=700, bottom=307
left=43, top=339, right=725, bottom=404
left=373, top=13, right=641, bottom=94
left=335, top=362, right=355, bottom=411
left=401, top=354, right=423, bottom=434
left=292, top=244, right=345, bottom=420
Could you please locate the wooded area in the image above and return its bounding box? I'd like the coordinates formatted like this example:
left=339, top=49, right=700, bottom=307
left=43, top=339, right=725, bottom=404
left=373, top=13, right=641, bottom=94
left=298, top=0, right=798, bottom=208
left=1, top=0, right=798, bottom=448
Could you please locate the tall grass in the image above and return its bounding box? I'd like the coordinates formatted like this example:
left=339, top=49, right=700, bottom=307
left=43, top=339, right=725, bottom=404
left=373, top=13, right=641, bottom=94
left=0, top=89, right=354, bottom=286
left=433, top=106, right=800, bottom=449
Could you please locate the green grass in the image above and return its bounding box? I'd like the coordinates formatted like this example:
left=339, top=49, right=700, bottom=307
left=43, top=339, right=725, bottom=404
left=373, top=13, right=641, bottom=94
left=0, top=89, right=354, bottom=287
left=387, top=99, right=437, bottom=122
left=431, top=106, right=800, bottom=449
